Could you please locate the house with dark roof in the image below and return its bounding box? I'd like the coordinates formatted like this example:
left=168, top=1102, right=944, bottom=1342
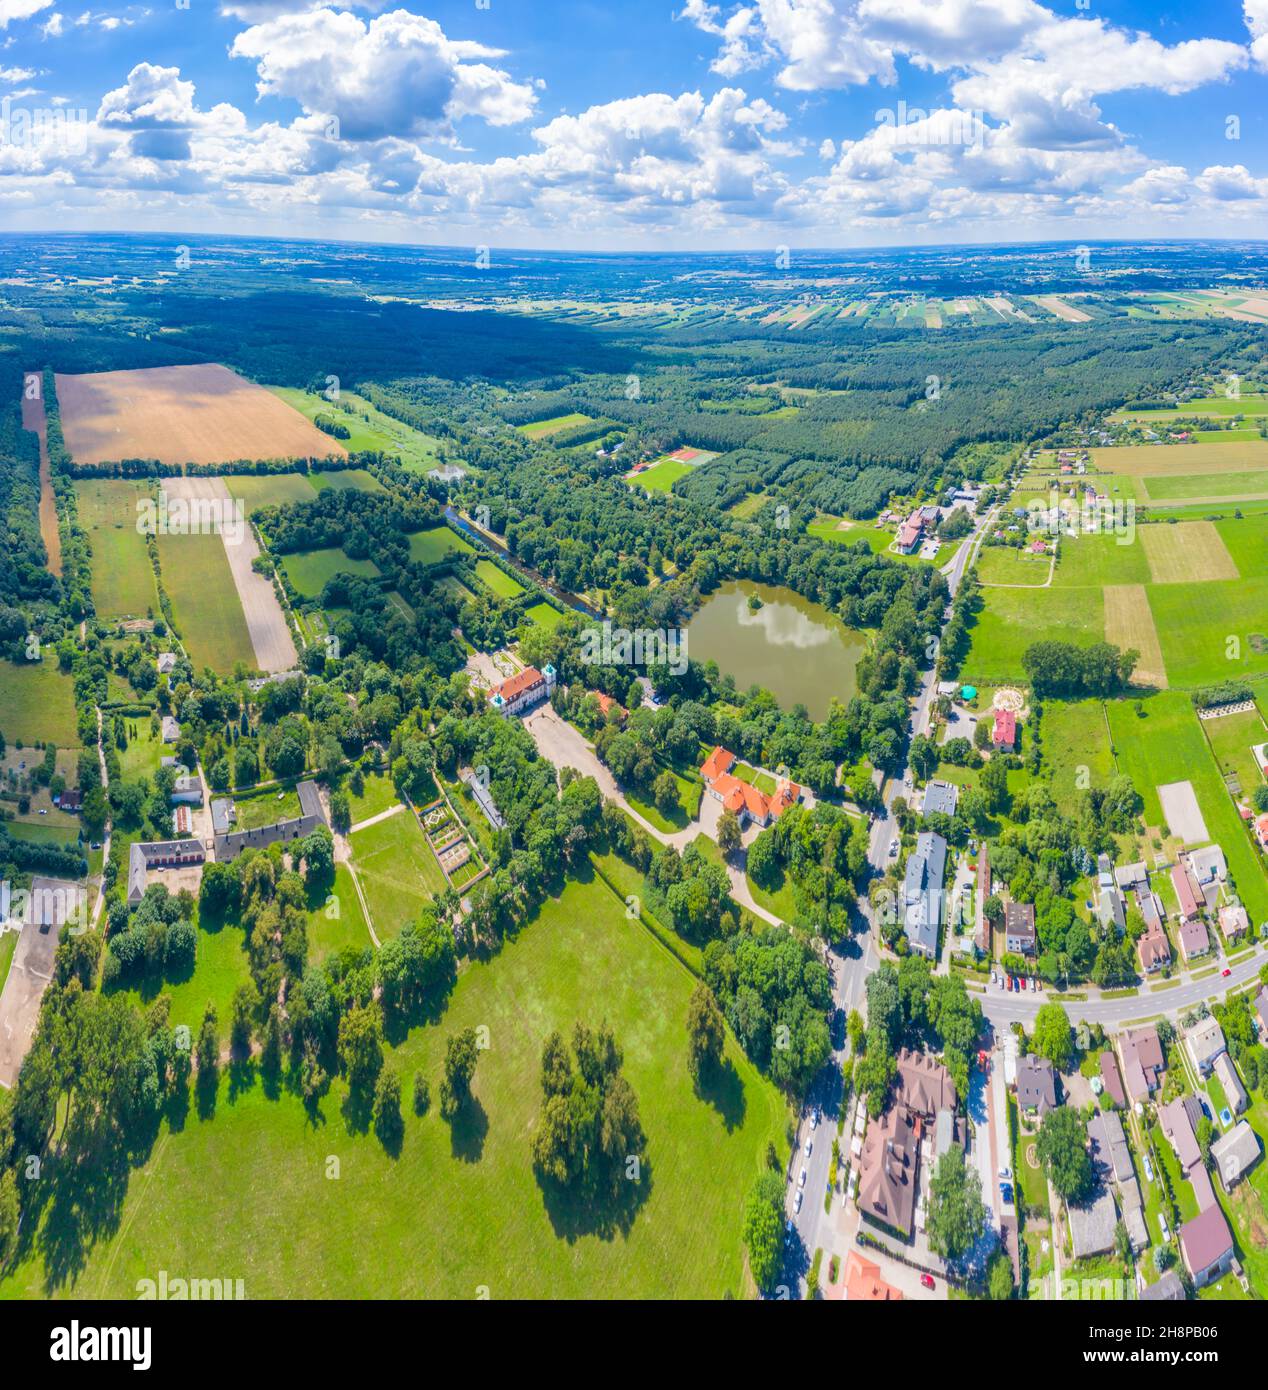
left=1088, top=1110, right=1133, bottom=1184
left=1098, top=1051, right=1127, bottom=1108
left=1256, top=990, right=1268, bottom=1043
left=1179, top=1205, right=1234, bottom=1288
left=1211, top=1121, right=1261, bottom=1190
left=1016, top=1054, right=1057, bottom=1116
left=213, top=780, right=328, bottom=862
left=895, top=1049, right=957, bottom=1117
left=857, top=1104, right=918, bottom=1237
left=1214, top=1052, right=1248, bottom=1114
left=1139, top=1270, right=1185, bottom=1301
left=1068, top=1187, right=1118, bottom=1260
left=1160, top=1096, right=1203, bottom=1174
left=902, top=832, right=946, bottom=960
left=127, top=838, right=206, bottom=907
left=1003, top=900, right=1036, bottom=956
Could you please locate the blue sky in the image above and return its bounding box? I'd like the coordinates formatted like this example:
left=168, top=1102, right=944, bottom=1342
left=0, top=0, right=1265, bottom=248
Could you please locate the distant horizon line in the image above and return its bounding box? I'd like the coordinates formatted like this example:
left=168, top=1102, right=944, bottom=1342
left=2, top=228, right=1268, bottom=261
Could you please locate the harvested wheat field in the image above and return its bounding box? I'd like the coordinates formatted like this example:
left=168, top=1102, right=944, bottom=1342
left=1033, top=295, right=1090, bottom=323
left=1140, top=521, right=1239, bottom=583
left=1091, top=441, right=1268, bottom=476
left=1103, top=584, right=1166, bottom=687
left=54, top=364, right=347, bottom=468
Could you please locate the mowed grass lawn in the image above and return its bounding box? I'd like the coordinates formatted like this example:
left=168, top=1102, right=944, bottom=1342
left=223, top=472, right=317, bottom=515
left=349, top=808, right=447, bottom=940
left=282, top=547, right=381, bottom=599
left=0, top=875, right=787, bottom=1299
left=1146, top=576, right=1268, bottom=687
left=73, top=479, right=158, bottom=618
left=976, top=546, right=1051, bottom=585
left=1142, top=469, right=1268, bottom=502
left=628, top=457, right=693, bottom=493
left=963, top=585, right=1104, bottom=683
left=156, top=531, right=255, bottom=672
left=1040, top=700, right=1115, bottom=810
left=407, top=525, right=474, bottom=567
left=310, top=469, right=384, bottom=495
left=523, top=600, right=566, bottom=632
left=474, top=559, right=524, bottom=599
left=0, top=659, right=80, bottom=746
left=307, top=863, right=373, bottom=961
left=1202, top=707, right=1267, bottom=801
left=516, top=412, right=591, bottom=438
left=1107, top=692, right=1268, bottom=924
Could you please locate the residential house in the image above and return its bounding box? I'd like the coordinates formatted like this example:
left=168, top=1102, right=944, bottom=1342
left=1214, top=1051, right=1248, bottom=1114
left=700, top=745, right=802, bottom=829
left=1188, top=844, right=1227, bottom=887
left=170, top=774, right=203, bottom=807
left=1068, top=1187, right=1118, bottom=1260
left=922, top=779, right=959, bottom=819
left=1117, top=1028, right=1167, bottom=1100
left=1210, top=1121, right=1262, bottom=1191
left=161, top=715, right=181, bottom=744
left=1088, top=1110, right=1134, bottom=1184
left=588, top=690, right=626, bottom=724
left=1185, top=1016, right=1227, bottom=1077
left=1003, top=900, right=1036, bottom=956
left=991, top=707, right=1017, bottom=753
left=902, top=832, right=947, bottom=960
left=839, top=1250, right=903, bottom=1302
left=1097, top=853, right=1114, bottom=889
left=1217, top=903, right=1249, bottom=944
left=1098, top=885, right=1126, bottom=935
left=1114, top=861, right=1147, bottom=894
left=1171, top=862, right=1202, bottom=924
left=1256, top=813, right=1268, bottom=851
left=895, top=1049, right=958, bottom=1117
left=1256, top=990, right=1268, bottom=1043
left=488, top=664, right=556, bottom=717
left=1139, top=1270, right=1185, bottom=1301
left=1159, top=1097, right=1203, bottom=1174
left=156, top=652, right=177, bottom=675
left=1137, top=888, right=1165, bottom=934
left=1137, top=925, right=1172, bottom=974
left=1179, top=1205, right=1235, bottom=1289
left=1016, top=1054, right=1057, bottom=1116
left=1178, top=917, right=1210, bottom=963
left=1099, top=1051, right=1127, bottom=1108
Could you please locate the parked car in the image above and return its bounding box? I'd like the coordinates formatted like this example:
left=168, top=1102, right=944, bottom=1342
left=1143, top=1154, right=1154, bottom=1182
left=1030, top=978, right=1037, bottom=992
left=804, top=1138, right=813, bottom=1158
left=920, top=1274, right=935, bottom=1291
left=1222, top=967, right=1232, bottom=978
left=998, top=1165, right=1011, bottom=1180
left=793, top=1190, right=803, bottom=1214
left=990, top=970, right=997, bottom=985
left=1159, top=1213, right=1170, bottom=1242
left=888, top=839, right=899, bottom=857
left=798, top=1167, right=807, bottom=1189
left=1000, top=1182, right=1013, bottom=1204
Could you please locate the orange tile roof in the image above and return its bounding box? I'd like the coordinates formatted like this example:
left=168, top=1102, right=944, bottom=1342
left=492, top=667, right=545, bottom=702
left=841, top=1250, right=904, bottom=1302
left=700, top=745, right=735, bottom=782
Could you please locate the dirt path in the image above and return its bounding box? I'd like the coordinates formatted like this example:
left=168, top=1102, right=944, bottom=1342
left=348, top=802, right=406, bottom=834
left=160, top=475, right=298, bottom=673
left=20, top=386, right=62, bottom=577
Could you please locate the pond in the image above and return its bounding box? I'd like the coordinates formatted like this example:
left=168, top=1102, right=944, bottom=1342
left=685, top=580, right=866, bottom=720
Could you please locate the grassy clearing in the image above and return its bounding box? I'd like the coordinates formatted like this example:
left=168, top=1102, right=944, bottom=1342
left=1146, top=576, right=1268, bottom=688
left=626, top=768, right=703, bottom=835
left=516, top=412, right=591, bottom=438
left=474, top=560, right=524, bottom=599
left=73, top=479, right=158, bottom=618
left=0, top=925, right=17, bottom=994
left=310, top=469, right=385, bottom=495
left=344, top=770, right=400, bottom=825
left=269, top=387, right=443, bottom=472
left=349, top=808, right=446, bottom=940
left=1142, top=470, right=1268, bottom=502
left=407, top=526, right=474, bottom=567
left=282, top=547, right=381, bottom=599
left=1139, top=522, right=1240, bottom=582
left=1201, top=707, right=1267, bottom=801
left=1040, top=701, right=1115, bottom=811
left=156, top=531, right=255, bottom=672
left=1050, top=532, right=1151, bottom=588
left=976, top=547, right=1051, bottom=586
left=307, top=863, right=373, bottom=961
left=0, top=875, right=786, bottom=1299
left=1107, top=692, right=1268, bottom=925
left=0, top=660, right=80, bottom=746
left=963, top=586, right=1104, bottom=683
left=1215, top=514, right=1268, bottom=575
left=523, top=601, right=566, bottom=632
left=223, top=473, right=317, bottom=515
left=233, top=786, right=301, bottom=829
left=107, top=917, right=254, bottom=1037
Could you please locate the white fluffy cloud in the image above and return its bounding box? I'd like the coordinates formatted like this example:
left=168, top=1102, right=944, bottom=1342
left=229, top=8, right=537, bottom=142
left=0, top=0, right=51, bottom=26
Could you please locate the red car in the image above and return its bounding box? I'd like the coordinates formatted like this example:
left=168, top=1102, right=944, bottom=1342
left=920, top=1274, right=935, bottom=1291
left=1222, top=968, right=1232, bottom=978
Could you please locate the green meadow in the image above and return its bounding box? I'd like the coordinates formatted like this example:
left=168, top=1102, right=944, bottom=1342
left=156, top=531, right=256, bottom=672
left=0, top=660, right=81, bottom=747
left=282, top=547, right=381, bottom=599
left=73, top=479, right=159, bottom=618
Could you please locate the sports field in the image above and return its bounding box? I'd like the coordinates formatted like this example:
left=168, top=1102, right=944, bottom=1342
left=55, top=364, right=345, bottom=467
left=0, top=659, right=80, bottom=746
left=349, top=808, right=447, bottom=940
left=0, top=875, right=786, bottom=1300
left=73, top=478, right=159, bottom=618
left=282, top=547, right=381, bottom=598
left=516, top=412, right=591, bottom=438
left=156, top=530, right=256, bottom=671
left=628, top=456, right=693, bottom=492
left=407, top=526, right=474, bottom=567
left=474, top=559, right=524, bottom=598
